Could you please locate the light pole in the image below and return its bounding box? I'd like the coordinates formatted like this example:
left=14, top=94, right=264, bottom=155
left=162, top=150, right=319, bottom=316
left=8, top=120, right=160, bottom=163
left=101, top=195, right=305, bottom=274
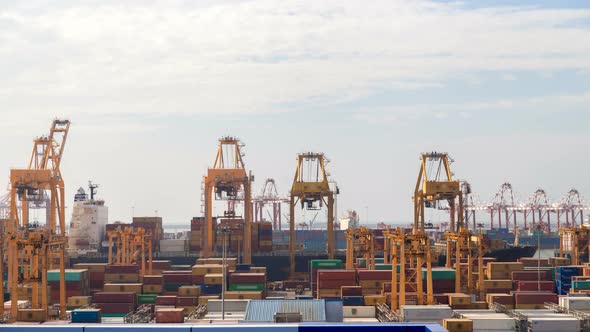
left=537, top=224, right=542, bottom=292
left=219, top=225, right=231, bottom=320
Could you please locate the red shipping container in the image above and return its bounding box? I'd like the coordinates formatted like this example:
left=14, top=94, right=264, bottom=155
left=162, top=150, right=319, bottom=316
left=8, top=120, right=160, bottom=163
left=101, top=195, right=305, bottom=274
left=517, top=281, right=555, bottom=292
left=176, top=296, right=198, bottom=306
left=163, top=274, right=192, bottom=283
left=341, top=286, right=363, bottom=297
left=156, top=296, right=178, bottom=305
left=90, top=273, right=105, bottom=281
left=512, top=270, right=551, bottom=281
left=152, top=261, right=172, bottom=270
left=318, top=279, right=357, bottom=288
left=48, top=281, right=88, bottom=290
left=192, top=275, right=205, bottom=284
left=143, top=275, right=164, bottom=285
left=317, top=270, right=357, bottom=281
left=105, top=265, right=139, bottom=274
left=383, top=283, right=392, bottom=293
left=93, top=292, right=136, bottom=304
left=513, top=292, right=558, bottom=304
left=358, top=270, right=392, bottom=281
left=156, top=308, right=184, bottom=323
left=94, top=302, right=135, bottom=314
left=229, top=273, right=266, bottom=284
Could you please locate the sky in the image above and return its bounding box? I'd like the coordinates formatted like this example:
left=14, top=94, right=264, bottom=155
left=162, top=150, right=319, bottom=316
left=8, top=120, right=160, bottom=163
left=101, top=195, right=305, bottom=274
left=0, top=0, right=589, bottom=228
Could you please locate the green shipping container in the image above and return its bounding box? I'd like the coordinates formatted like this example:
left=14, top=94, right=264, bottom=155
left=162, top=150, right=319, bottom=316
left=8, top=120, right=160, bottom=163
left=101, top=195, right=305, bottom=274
left=422, top=268, right=456, bottom=280
left=572, top=280, right=590, bottom=289
left=47, top=270, right=85, bottom=282
left=375, top=264, right=392, bottom=270
left=164, top=283, right=183, bottom=292
left=310, top=260, right=343, bottom=269
left=137, top=294, right=158, bottom=304
left=229, top=283, right=265, bottom=291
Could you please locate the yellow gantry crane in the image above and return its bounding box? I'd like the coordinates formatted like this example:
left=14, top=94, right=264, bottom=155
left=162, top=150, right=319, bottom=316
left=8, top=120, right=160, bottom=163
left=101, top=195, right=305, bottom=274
left=345, top=226, right=375, bottom=270
left=559, top=225, right=590, bottom=265
left=108, top=226, right=153, bottom=276
left=1, top=119, right=70, bottom=320
left=289, top=152, right=335, bottom=278
left=203, top=137, right=253, bottom=263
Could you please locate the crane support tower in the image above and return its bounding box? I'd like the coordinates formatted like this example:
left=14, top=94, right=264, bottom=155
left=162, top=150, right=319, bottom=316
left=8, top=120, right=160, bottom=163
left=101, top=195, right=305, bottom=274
left=289, top=152, right=335, bottom=277
left=1, top=119, right=70, bottom=321
left=345, top=226, right=375, bottom=270
left=108, top=226, right=153, bottom=276
left=203, top=137, right=253, bottom=263
left=559, top=225, right=590, bottom=265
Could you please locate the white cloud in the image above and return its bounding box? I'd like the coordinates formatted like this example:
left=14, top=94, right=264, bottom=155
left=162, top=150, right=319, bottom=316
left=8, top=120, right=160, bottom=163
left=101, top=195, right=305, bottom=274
left=353, top=90, right=590, bottom=124
left=0, top=0, right=589, bottom=128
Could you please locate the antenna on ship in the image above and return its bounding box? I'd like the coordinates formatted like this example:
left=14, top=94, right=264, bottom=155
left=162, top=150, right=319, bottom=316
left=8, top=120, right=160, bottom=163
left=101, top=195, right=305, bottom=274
left=88, top=181, right=99, bottom=200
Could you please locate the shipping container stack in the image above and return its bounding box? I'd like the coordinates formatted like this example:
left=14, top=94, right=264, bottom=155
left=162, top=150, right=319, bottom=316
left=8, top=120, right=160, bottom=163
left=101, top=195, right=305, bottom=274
left=192, top=263, right=224, bottom=295
left=163, top=270, right=193, bottom=292
left=176, top=285, right=200, bottom=315
left=258, top=221, right=273, bottom=252
left=73, top=263, right=107, bottom=292
left=358, top=270, right=390, bottom=296
left=92, top=291, right=136, bottom=317
left=142, top=275, right=164, bottom=294
left=483, top=262, right=523, bottom=309
left=47, top=269, right=90, bottom=307
left=105, top=264, right=140, bottom=283
left=317, top=269, right=357, bottom=300
left=227, top=271, right=266, bottom=300
left=190, top=217, right=216, bottom=252
left=309, top=259, right=343, bottom=298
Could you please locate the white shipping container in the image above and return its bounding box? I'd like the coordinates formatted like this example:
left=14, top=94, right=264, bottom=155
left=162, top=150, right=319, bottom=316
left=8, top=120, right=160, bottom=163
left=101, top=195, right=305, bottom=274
left=400, top=305, right=453, bottom=320
left=560, top=297, right=590, bottom=311
left=529, top=317, right=580, bottom=332
left=342, top=306, right=376, bottom=318
left=459, top=313, right=517, bottom=331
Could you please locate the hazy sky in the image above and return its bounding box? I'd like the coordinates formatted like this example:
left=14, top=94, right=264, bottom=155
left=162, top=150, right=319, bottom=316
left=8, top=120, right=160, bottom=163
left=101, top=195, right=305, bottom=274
left=1, top=0, right=589, bottom=228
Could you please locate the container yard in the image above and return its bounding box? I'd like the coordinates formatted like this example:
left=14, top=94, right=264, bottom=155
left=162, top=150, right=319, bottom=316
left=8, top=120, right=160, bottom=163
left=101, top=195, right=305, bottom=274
left=0, top=119, right=589, bottom=332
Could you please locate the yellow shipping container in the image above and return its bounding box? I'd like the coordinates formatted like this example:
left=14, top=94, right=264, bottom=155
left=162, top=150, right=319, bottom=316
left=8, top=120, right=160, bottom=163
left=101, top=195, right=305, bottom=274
left=67, top=296, right=91, bottom=307
left=443, top=318, right=473, bottom=332
left=104, top=283, right=143, bottom=293
left=250, top=267, right=267, bottom=274
left=224, top=291, right=264, bottom=300
left=482, top=280, right=513, bottom=289
left=179, top=286, right=201, bottom=297
left=364, top=295, right=386, bottom=305
left=198, top=295, right=219, bottom=305
left=448, top=294, right=472, bottom=306
left=143, top=285, right=163, bottom=294
left=17, top=309, right=47, bottom=322
left=318, top=289, right=340, bottom=296
left=192, top=264, right=224, bottom=276
left=204, top=274, right=223, bottom=285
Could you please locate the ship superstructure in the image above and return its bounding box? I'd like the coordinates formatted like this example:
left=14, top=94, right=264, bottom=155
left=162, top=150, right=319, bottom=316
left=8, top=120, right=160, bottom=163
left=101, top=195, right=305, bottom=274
left=67, top=182, right=108, bottom=255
